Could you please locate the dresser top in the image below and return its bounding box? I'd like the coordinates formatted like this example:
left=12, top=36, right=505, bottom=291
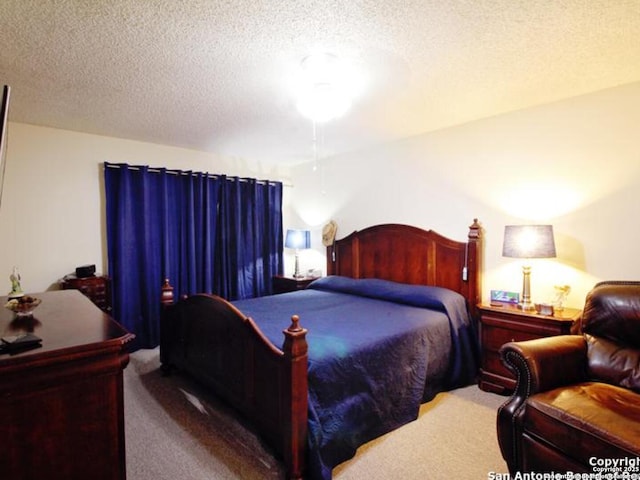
left=0, top=289, right=133, bottom=367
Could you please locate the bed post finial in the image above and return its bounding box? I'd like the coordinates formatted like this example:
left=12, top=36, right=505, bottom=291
left=468, top=218, right=481, bottom=241
left=288, top=314, right=303, bottom=332
left=161, top=278, right=174, bottom=306
left=283, top=315, right=308, bottom=360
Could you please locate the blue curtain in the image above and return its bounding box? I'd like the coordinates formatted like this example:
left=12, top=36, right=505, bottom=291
left=104, top=163, right=283, bottom=349
left=216, top=176, right=284, bottom=300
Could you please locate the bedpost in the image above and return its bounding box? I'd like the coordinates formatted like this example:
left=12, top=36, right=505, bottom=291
left=467, top=219, right=482, bottom=320
left=161, top=278, right=174, bottom=306
left=160, top=278, right=175, bottom=373
left=281, top=315, right=308, bottom=480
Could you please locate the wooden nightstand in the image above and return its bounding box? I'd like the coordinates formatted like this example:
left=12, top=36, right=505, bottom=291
left=61, top=274, right=112, bottom=313
left=272, top=275, right=317, bottom=294
left=478, top=302, right=582, bottom=394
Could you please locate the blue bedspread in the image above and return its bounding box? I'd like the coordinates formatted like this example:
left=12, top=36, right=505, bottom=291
left=232, top=276, right=478, bottom=479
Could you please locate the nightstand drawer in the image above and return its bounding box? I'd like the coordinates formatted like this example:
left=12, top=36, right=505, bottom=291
left=478, top=303, right=581, bottom=394
left=77, top=283, right=106, bottom=296
left=484, top=351, right=512, bottom=379
left=483, top=325, right=541, bottom=352
left=61, top=274, right=112, bottom=313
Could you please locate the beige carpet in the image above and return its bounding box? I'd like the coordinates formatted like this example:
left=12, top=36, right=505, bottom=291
left=125, top=348, right=509, bottom=479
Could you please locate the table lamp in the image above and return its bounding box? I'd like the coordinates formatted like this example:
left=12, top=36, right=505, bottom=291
left=285, top=229, right=311, bottom=279
left=502, top=224, right=556, bottom=311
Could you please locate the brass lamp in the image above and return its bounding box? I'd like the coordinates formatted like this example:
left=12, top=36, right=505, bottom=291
left=502, top=225, right=556, bottom=311
left=285, top=229, right=311, bottom=279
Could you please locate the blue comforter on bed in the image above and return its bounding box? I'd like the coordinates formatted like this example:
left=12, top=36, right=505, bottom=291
left=232, top=276, right=478, bottom=480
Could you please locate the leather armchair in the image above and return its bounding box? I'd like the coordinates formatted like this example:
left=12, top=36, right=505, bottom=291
left=497, top=281, right=640, bottom=474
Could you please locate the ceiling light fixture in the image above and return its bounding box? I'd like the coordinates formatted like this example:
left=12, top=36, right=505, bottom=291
left=296, top=83, right=351, bottom=123
left=295, top=53, right=354, bottom=123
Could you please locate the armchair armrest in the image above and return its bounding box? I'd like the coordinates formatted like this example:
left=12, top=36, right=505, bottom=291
left=501, top=335, right=588, bottom=394
left=497, top=335, right=587, bottom=474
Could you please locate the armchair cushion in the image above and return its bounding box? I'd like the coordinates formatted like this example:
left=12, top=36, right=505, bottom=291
left=525, top=382, right=640, bottom=467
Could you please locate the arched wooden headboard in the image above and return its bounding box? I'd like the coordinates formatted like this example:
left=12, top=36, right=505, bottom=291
left=326, top=219, right=482, bottom=318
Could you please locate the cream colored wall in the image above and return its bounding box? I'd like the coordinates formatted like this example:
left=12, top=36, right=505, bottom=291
left=3, top=82, right=639, bottom=305
left=289, top=82, right=640, bottom=309
left=0, top=123, right=292, bottom=293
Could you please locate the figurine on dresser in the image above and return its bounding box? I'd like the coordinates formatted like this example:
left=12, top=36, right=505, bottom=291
left=8, top=266, right=24, bottom=298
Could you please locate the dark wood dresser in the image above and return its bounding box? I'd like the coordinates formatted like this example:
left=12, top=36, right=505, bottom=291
left=61, top=274, right=112, bottom=313
left=0, top=290, right=134, bottom=480
left=478, top=302, right=581, bottom=394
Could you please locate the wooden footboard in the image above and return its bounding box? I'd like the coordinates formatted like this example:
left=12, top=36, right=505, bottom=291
left=160, top=281, right=308, bottom=480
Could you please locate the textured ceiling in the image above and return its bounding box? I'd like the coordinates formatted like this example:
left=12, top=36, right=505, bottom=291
left=1, top=0, right=640, bottom=166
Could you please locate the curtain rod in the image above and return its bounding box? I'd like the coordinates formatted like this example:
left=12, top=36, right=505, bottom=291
left=104, top=162, right=293, bottom=187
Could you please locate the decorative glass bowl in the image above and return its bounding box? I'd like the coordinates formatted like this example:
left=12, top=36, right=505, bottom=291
left=5, top=296, right=41, bottom=316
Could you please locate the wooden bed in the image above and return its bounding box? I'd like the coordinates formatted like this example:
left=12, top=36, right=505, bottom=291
left=160, top=220, right=482, bottom=479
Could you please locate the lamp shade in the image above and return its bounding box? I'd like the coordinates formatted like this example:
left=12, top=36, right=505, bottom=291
left=502, top=225, right=556, bottom=259
left=285, top=229, right=311, bottom=250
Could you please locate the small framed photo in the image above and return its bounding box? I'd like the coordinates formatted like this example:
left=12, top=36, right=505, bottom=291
left=491, top=290, right=520, bottom=304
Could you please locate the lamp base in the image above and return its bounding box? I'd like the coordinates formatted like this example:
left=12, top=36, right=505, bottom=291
left=518, top=301, right=536, bottom=312
left=293, top=252, right=304, bottom=279
left=518, top=265, right=536, bottom=312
